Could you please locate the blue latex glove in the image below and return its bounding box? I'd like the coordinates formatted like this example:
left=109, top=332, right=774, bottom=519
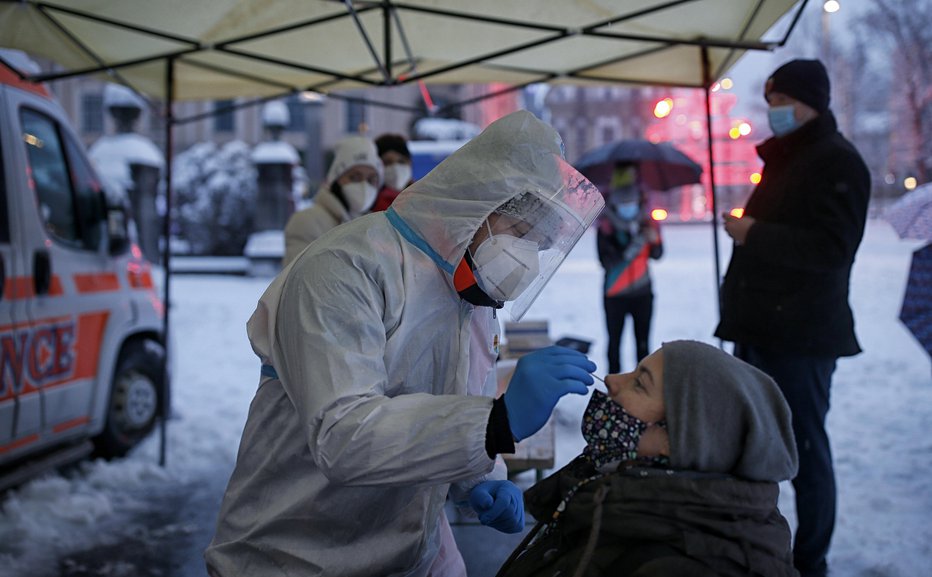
left=504, top=345, right=596, bottom=441
left=468, top=480, right=525, bottom=534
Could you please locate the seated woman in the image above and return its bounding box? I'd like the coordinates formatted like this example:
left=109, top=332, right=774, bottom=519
left=497, top=340, right=799, bottom=577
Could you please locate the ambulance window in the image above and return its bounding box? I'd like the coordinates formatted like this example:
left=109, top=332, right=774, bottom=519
left=64, top=136, right=106, bottom=251
left=20, top=109, right=81, bottom=249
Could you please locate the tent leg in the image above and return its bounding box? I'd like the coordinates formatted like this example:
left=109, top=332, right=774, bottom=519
left=159, top=57, right=176, bottom=468
left=701, top=45, right=723, bottom=345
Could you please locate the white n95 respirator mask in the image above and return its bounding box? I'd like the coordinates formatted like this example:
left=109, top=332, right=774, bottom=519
left=342, top=182, right=378, bottom=215
left=384, top=163, right=412, bottom=191
left=471, top=225, right=541, bottom=302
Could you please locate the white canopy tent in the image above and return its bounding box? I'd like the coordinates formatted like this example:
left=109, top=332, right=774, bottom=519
left=1, top=0, right=805, bottom=99
left=0, top=0, right=811, bottom=463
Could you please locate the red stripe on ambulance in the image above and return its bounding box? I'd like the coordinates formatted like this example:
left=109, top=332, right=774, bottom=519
left=73, top=273, right=120, bottom=293
left=0, top=433, right=39, bottom=454
left=52, top=415, right=90, bottom=433
left=2, top=275, right=64, bottom=300
left=0, top=311, right=109, bottom=401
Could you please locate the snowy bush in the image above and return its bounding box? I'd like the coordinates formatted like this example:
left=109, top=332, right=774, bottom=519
left=172, top=140, right=257, bottom=255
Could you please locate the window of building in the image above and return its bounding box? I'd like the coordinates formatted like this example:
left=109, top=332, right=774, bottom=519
left=286, top=95, right=306, bottom=132
left=345, top=98, right=366, bottom=133
left=601, top=125, right=615, bottom=144
left=149, top=107, right=165, bottom=135
left=213, top=99, right=236, bottom=132
left=81, top=92, right=104, bottom=133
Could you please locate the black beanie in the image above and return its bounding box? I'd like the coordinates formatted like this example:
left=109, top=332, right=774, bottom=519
left=766, top=58, right=831, bottom=113
left=375, top=133, right=411, bottom=160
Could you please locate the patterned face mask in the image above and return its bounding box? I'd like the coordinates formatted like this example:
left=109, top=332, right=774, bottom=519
left=581, top=389, right=667, bottom=469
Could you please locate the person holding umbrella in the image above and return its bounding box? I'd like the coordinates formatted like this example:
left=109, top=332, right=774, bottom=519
left=596, top=163, right=664, bottom=373
left=884, top=182, right=932, bottom=372
left=576, top=140, right=699, bottom=375
left=715, top=59, right=871, bottom=577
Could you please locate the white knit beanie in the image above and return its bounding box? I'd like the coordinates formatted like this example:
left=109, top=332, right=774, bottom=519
left=326, top=136, right=383, bottom=185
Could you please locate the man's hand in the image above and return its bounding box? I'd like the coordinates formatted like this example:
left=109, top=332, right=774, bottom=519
left=722, top=212, right=756, bottom=245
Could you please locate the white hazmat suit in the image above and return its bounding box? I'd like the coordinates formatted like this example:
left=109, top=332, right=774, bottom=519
left=206, top=111, right=598, bottom=576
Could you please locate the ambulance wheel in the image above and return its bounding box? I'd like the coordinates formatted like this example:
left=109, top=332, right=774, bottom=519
left=93, top=339, right=165, bottom=459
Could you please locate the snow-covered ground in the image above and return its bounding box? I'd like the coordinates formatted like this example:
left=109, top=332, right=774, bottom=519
left=0, top=219, right=929, bottom=577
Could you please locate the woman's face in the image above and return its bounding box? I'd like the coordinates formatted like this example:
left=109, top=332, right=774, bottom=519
left=336, top=164, right=380, bottom=188
left=604, top=349, right=669, bottom=458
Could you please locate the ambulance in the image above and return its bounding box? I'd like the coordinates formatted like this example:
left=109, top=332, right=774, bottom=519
left=0, top=53, right=167, bottom=487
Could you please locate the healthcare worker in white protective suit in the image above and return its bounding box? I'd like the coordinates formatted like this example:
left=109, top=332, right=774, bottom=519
left=283, top=135, right=383, bottom=265
left=205, top=110, right=605, bottom=577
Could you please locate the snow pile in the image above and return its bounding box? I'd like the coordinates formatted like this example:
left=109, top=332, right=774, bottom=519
left=0, top=221, right=929, bottom=577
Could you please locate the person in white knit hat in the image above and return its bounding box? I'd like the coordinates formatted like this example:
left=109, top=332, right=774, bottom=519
left=283, top=135, right=383, bottom=265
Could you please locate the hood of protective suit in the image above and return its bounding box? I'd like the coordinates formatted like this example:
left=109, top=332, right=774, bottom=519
left=389, top=110, right=578, bottom=270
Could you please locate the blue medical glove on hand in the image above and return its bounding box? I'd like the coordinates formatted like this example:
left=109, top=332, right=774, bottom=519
left=468, top=480, right=525, bottom=534
left=504, top=345, right=596, bottom=441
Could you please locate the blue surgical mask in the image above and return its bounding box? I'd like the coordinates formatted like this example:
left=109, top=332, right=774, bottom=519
left=615, top=202, right=639, bottom=220
left=767, top=105, right=798, bottom=137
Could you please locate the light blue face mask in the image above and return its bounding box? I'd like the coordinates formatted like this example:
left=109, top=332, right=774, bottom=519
left=615, top=202, right=640, bottom=220
left=767, top=105, right=798, bottom=136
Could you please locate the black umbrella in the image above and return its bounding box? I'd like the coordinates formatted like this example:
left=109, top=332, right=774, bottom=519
left=899, top=243, right=932, bottom=359
left=574, top=139, right=703, bottom=192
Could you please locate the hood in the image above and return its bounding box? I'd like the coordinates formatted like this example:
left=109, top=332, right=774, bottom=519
left=662, top=340, right=799, bottom=482
left=388, top=110, right=571, bottom=269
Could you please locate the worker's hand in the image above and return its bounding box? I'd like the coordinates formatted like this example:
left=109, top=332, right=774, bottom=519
left=468, top=480, right=525, bottom=534
left=722, top=212, right=756, bottom=245
left=504, top=345, right=596, bottom=441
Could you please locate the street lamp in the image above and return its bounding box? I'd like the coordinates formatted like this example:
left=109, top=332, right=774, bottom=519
left=821, top=1, right=839, bottom=69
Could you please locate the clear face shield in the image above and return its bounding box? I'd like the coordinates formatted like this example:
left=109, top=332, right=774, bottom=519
left=472, top=155, right=604, bottom=321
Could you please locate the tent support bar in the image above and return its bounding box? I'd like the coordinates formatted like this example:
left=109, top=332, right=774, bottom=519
left=159, top=56, right=176, bottom=468
left=216, top=46, right=384, bottom=86
left=383, top=2, right=392, bottom=79
left=778, top=0, right=810, bottom=47
left=30, top=49, right=199, bottom=84
left=701, top=45, right=723, bottom=335
left=343, top=0, right=390, bottom=82
left=33, top=1, right=201, bottom=46
left=403, top=32, right=567, bottom=84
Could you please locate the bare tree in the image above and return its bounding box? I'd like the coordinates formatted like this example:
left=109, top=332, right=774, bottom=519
left=860, top=0, right=932, bottom=184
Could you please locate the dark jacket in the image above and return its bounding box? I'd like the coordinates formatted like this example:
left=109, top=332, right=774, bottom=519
left=596, top=215, right=663, bottom=298
left=497, top=458, right=797, bottom=577
left=715, top=112, right=870, bottom=357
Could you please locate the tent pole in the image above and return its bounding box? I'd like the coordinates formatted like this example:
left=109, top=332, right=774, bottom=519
left=701, top=45, right=723, bottom=340
left=159, top=56, right=176, bottom=467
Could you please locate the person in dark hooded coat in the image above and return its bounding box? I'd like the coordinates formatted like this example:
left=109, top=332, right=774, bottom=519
left=496, top=340, right=799, bottom=577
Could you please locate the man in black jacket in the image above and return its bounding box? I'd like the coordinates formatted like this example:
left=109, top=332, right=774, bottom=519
left=715, top=58, right=870, bottom=577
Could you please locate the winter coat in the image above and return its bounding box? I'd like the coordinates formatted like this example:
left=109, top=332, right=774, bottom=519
left=372, top=183, right=404, bottom=212
left=205, top=111, right=583, bottom=577
left=282, top=184, right=350, bottom=266
left=596, top=214, right=663, bottom=298
left=498, top=340, right=799, bottom=577
left=497, top=458, right=798, bottom=577
left=715, top=112, right=870, bottom=357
